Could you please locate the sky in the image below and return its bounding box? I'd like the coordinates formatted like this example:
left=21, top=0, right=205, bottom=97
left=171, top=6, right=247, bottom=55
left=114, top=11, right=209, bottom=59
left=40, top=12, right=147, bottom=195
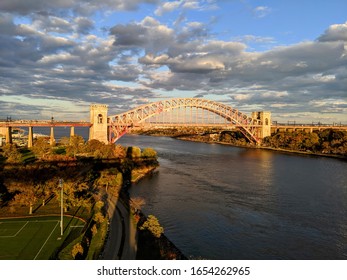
left=0, top=0, right=346, bottom=123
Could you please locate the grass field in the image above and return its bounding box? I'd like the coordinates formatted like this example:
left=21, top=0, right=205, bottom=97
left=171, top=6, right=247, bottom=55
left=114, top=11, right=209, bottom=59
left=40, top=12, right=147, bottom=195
left=0, top=216, right=85, bottom=260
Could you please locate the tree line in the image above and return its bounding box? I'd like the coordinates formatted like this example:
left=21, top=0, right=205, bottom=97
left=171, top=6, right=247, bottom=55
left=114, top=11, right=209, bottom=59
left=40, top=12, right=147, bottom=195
left=262, top=129, right=347, bottom=156
left=0, top=136, right=158, bottom=215
left=183, top=128, right=347, bottom=156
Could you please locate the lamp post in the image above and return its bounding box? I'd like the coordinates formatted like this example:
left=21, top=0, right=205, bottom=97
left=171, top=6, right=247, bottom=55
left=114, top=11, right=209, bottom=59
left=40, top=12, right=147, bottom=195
left=59, top=179, right=63, bottom=236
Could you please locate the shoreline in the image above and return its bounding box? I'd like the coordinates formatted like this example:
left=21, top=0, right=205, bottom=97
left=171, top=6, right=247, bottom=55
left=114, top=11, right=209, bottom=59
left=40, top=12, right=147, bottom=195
left=129, top=131, right=346, bottom=160
left=174, top=136, right=347, bottom=160
left=122, top=163, right=187, bottom=259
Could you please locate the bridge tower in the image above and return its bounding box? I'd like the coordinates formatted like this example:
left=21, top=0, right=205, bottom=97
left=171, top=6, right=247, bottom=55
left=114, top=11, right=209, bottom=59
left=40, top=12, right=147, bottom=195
left=89, top=104, right=108, bottom=143
left=252, top=111, right=272, bottom=139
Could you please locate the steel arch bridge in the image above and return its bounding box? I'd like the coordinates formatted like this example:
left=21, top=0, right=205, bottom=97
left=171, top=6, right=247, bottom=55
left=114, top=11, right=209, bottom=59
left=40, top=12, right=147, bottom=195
left=108, top=98, right=263, bottom=143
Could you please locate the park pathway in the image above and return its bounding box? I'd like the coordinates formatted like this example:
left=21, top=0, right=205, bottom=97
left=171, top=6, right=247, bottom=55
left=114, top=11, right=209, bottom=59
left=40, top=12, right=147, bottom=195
left=100, top=193, right=137, bottom=260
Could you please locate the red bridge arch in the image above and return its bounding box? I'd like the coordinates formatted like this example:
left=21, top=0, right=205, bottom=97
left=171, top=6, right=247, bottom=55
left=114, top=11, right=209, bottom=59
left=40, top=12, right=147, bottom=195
left=108, top=98, right=263, bottom=144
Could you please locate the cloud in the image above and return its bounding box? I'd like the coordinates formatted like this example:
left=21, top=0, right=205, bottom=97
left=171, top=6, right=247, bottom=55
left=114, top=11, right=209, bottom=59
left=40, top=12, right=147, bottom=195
left=0, top=0, right=160, bottom=15
left=0, top=1, right=346, bottom=123
left=170, top=57, right=225, bottom=73
left=31, top=14, right=73, bottom=34
left=155, top=1, right=181, bottom=16
left=155, top=0, right=218, bottom=16
left=253, top=6, right=272, bottom=18
left=317, top=21, right=347, bottom=42
left=110, top=17, right=174, bottom=53
left=74, top=17, right=94, bottom=35
left=233, top=35, right=275, bottom=43
left=136, top=20, right=346, bottom=121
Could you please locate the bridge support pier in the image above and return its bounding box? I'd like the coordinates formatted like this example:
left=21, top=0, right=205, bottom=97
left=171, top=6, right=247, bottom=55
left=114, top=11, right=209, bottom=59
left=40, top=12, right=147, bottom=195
left=50, top=127, right=55, bottom=146
left=70, top=126, right=75, bottom=138
left=5, top=127, right=12, bottom=144
left=28, top=126, right=33, bottom=148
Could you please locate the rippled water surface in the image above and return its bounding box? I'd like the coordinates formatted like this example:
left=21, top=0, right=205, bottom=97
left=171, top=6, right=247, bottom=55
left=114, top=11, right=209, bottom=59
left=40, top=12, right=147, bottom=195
left=120, top=135, right=346, bottom=259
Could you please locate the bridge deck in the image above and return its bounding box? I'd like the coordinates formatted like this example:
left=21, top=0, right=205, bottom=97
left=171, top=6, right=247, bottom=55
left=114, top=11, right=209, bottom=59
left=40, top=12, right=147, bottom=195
left=0, top=121, right=91, bottom=127
left=133, top=123, right=347, bottom=129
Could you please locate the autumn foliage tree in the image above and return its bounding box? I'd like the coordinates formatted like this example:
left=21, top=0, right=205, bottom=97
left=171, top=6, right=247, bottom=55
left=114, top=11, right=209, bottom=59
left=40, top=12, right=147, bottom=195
left=66, top=135, right=85, bottom=156
left=262, top=129, right=347, bottom=156
left=31, top=137, right=51, bottom=158
left=2, top=144, right=21, bottom=163
left=71, top=243, right=84, bottom=259
left=5, top=168, right=42, bottom=214
left=141, top=148, right=157, bottom=159
left=140, top=215, right=164, bottom=238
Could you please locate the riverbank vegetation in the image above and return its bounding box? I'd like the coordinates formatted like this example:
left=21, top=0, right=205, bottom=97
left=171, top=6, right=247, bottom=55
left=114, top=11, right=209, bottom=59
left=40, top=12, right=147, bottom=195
left=262, top=129, right=347, bottom=156
left=0, top=136, right=159, bottom=259
left=132, top=205, right=187, bottom=260
left=133, top=127, right=347, bottom=157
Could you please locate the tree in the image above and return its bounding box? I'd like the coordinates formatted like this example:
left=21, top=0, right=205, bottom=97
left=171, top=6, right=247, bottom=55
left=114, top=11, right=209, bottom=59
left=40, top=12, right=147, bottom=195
left=141, top=148, right=157, bottom=159
left=5, top=166, right=43, bottom=214
left=6, top=181, right=40, bottom=214
left=93, top=212, right=105, bottom=225
left=31, top=137, right=51, bottom=158
left=302, top=133, right=319, bottom=151
left=53, top=181, right=91, bottom=212
left=71, top=243, right=84, bottom=259
left=96, top=144, right=115, bottom=159
left=2, top=144, right=21, bottom=163
left=59, top=136, right=70, bottom=146
left=96, top=169, right=123, bottom=191
left=85, top=139, right=104, bottom=153
left=114, top=144, right=126, bottom=158
left=140, top=215, right=164, bottom=238
left=66, top=135, right=85, bottom=156
left=127, top=146, right=141, bottom=158
left=130, top=197, right=145, bottom=211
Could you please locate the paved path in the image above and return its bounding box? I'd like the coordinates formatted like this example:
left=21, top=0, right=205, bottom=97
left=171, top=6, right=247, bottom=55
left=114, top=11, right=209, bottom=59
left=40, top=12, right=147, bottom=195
left=101, top=194, right=137, bottom=260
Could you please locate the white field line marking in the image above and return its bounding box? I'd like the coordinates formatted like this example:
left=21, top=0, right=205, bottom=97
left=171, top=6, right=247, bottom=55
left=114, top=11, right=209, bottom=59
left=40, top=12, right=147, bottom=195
left=13, top=221, right=29, bottom=237
left=32, top=220, right=60, bottom=223
left=34, top=221, right=60, bottom=260
left=0, top=221, right=29, bottom=238
left=70, top=225, right=84, bottom=228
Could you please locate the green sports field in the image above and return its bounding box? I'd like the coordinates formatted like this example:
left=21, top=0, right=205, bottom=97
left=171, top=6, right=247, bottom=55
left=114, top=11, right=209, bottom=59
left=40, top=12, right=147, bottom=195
left=0, top=216, right=85, bottom=260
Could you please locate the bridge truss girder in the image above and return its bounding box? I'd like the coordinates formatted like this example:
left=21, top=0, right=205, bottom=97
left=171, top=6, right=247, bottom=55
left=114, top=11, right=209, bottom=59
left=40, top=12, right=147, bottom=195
left=108, top=98, right=262, bottom=144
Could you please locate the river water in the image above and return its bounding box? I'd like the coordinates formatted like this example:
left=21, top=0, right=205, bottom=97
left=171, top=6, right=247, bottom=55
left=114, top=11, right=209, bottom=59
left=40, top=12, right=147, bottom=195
left=116, top=134, right=347, bottom=260
left=27, top=128, right=347, bottom=259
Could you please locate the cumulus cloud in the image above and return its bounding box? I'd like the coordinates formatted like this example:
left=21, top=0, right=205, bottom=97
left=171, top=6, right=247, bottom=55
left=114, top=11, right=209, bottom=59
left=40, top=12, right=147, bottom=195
left=0, top=0, right=160, bottom=15
left=318, top=21, right=347, bottom=42
left=0, top=1, right=346, bottom=122
left=111, top=17, right=174, bottom=53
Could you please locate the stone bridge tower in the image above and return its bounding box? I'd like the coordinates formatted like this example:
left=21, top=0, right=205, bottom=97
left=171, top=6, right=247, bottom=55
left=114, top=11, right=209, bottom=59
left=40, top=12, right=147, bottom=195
left=89, top=104, right=108, bottom=143
left=252, top=111, right=271, bottom=140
